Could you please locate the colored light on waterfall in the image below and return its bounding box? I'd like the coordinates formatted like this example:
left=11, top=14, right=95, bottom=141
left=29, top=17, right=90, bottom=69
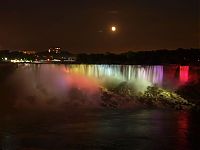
left=66, top=65, right=163, bottom=86
left=180, top=66, right=189, bottom=83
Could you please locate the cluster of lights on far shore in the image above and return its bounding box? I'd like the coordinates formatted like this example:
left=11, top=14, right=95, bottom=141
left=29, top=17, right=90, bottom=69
left=1, top=57, right=31, bottom=63
left=1, top=57, right=75, bottom=63
left=10, top=59, right=32, bottom=63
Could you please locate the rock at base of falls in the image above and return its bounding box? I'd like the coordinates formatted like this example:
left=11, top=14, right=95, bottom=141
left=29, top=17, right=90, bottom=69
left=100, top=82, right=197, bottom=110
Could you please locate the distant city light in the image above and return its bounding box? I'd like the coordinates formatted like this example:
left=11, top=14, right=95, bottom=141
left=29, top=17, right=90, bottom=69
left=4, top=57, right=8, bottom=61
left=52, top=59, right=61, bottom=62
left=10, top=59, right=31, bottom=63
left=48, top=47, right=61, bottom=53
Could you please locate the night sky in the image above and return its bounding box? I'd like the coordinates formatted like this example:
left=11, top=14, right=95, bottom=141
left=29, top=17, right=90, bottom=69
left=0, top=0, right=199, bottom=53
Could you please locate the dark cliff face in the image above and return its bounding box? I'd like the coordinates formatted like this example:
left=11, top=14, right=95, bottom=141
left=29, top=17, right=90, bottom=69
left=177, top=80, right=200, bottom=105
left=0, top=64, right=17, bottom=111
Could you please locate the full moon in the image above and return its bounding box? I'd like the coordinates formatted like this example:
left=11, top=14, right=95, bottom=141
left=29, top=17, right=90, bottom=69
left=111, top=26, right=116, bottom=32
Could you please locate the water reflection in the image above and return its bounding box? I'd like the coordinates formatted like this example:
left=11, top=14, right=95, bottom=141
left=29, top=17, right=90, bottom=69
left=1, top=133, right=18, bottom=150
left=177, top=112, right=189, bottom=150
left=0, top=110, right=198, bottom=149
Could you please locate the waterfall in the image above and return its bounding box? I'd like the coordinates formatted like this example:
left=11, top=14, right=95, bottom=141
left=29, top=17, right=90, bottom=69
left=179, top=66, right=189, bottom=84
left=66, top=65, right=163, bottom=86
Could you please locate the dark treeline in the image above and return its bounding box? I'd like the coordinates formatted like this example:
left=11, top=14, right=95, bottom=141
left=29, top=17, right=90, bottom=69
left=0, top=48, right=200, bottom=65
left=77, top=48, right=200, bottom=65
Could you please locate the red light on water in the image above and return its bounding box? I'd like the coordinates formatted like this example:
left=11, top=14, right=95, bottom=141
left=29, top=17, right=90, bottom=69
left=176, top=112, right=189, bottom=150
left=180, top=66, right=189, bottom=83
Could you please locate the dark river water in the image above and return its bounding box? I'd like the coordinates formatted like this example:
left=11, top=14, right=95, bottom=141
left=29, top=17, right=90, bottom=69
left=0, top=64, right=200, bottom=150
left=0, top=109, right=200, bottom=150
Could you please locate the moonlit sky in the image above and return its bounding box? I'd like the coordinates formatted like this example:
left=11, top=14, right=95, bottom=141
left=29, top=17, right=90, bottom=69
left=0, top=0, right=199, bottom=53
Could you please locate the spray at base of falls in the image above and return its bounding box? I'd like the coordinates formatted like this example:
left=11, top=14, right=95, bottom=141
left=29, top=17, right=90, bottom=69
left=1, top=64, right=197, bottom=110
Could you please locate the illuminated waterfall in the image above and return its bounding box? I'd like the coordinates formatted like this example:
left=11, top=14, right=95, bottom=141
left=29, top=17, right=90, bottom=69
left=180, top=66, right=189, bottom=84
left=66, top=65, right=163, bottom=85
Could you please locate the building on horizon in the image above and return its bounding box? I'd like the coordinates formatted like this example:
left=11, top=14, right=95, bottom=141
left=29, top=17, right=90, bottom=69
left=19, top=50, right=36, bottom=55
left=48, top=47, right=61, bottom=54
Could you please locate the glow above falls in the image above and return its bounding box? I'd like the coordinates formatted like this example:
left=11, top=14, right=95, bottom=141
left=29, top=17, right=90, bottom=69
left=66, top=65, right=164, bottom=86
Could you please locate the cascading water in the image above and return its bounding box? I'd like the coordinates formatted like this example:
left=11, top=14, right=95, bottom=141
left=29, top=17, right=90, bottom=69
left=66, top=65, right=164, bottom=86
left=4, top=64, right=198, bottom=109
left=179, top=66, right=189, bottom=84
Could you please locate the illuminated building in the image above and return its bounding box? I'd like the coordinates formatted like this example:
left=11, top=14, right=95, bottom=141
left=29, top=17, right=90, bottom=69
left=19, top=50, right=36, bottom=54
left=48, top=47, right=61, bottom=54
